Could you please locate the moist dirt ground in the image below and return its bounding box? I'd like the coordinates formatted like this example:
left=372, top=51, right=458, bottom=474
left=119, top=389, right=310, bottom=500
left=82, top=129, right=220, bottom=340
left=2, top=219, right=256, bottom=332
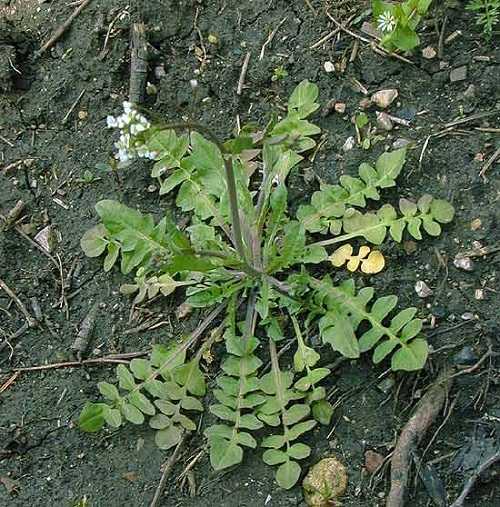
left=0, top=1, right=499, bottom=506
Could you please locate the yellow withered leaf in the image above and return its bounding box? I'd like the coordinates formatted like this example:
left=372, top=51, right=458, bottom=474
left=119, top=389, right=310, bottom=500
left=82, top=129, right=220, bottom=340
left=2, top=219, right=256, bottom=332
left=329, top=244, right=353, bottom=267
left=361, top=250, right=385, bottom=274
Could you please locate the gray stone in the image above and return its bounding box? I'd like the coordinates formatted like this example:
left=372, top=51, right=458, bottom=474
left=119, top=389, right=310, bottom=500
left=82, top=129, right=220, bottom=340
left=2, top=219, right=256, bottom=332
left=450, top=66, right=467, bottom=82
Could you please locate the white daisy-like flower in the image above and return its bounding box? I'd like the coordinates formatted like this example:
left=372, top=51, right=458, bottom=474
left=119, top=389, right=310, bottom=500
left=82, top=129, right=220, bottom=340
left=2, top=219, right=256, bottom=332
left=378, top=11, right=397, bottom=33
left=106, top=115, right=117, bottom=128
left=122, top=101, right=133, bottom=114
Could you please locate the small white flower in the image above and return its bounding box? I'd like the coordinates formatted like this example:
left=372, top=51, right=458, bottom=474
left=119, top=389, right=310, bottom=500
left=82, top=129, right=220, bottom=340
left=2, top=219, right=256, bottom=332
left=106, top=115, right=117, bottom=128
left=122, top=101, right=133, bottom=114
left=378, top=11, right=396, bottom=33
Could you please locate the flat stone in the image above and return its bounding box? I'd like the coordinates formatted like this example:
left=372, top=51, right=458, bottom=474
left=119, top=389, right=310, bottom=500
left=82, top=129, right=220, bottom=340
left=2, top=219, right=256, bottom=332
left=450, top=65, right=467, bottom=82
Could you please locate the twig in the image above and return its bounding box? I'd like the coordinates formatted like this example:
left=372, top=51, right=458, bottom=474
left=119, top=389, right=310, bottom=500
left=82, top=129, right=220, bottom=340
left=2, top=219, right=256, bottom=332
left=325, top=11, right=413, bottom=65
left=479, top=146, right=500, bottom=180
left=437, top=15, right=448, bottom=60
left=0, top=371, right=20, bottom=394
left=449, top=343, right=499, bottom=380
left=62, top=88, right=86, bottom=124
left=0, top=278, right=36, bottom=328
left=386, top=369, right=453, bottom=507
left=11, top=351, right=149, bottom=373
left=303, top=0, right=316, bottom=14
left=449, top=452, right=500, bottom=507
left=0, top=133, right=14, bottom=147
left=259, top=17, right=287, bottom=61
left=150, top=434, right=187, bottom=507
left=38, top=0, right=94, bottom=54
left=1, top=200, right=25, bottom=230
left=237, top=51, right=251, bottom=95
left=444, top=110, right=500, bottom=129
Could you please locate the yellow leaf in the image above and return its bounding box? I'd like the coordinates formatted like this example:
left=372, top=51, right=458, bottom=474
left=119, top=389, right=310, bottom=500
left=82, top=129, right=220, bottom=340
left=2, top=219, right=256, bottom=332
left=361, top=250, right=385, bottom=274
left=329, top=244, right=353, bottom=267
left=347, top=257, right=361, bottom=271
left=358, top=245, right=370, bottom=258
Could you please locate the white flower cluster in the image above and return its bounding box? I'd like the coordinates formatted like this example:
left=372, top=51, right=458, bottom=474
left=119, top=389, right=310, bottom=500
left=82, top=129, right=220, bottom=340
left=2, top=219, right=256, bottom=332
left=106, top=101, right=157, bottom=163
left=378, top=11, right=397, bottom=33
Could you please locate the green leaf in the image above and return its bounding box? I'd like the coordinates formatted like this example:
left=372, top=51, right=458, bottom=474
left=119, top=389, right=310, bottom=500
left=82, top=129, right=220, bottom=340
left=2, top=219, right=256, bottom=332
left=97, top=382, right=120, bottom=401
left=312, top=400, right=334, bottom=425
left=103, top=407, right=122, bottom=428
left=287, top=443, right=311, bottom=460
left=391, top=338, right=429, bottom=371
left=376, top=148, right=406, bottom=186
left=121, top=402, right=145, bottom=425
left=116, top=364, right=136, bottom=391
left=319, top=313, right=360, bottom=359
left=103, top=242, right=119, bottom=271
left=263, top=449, right=288, bottom=465
left=79, top=402, right=106, bottom=432
left=81, top=225, right=107, bottom=257
left=288, top=80, right=320, bottom=119
left=287, top=419, right=317, bottom=440
left=174, top=360, right=206, bottom=396
left=275, top=460, right=301, bottom=489
left=261, top=434, right=287, bottom=449
left=430, top=199, right=454, bottom=223
left=283, top=404, right=310, bottom=425
left=149, top=413, right=171, bottom=430
left=129, top=359, right=153, bottom=380
left=208, top=436, right=243, bottom=470
left=155, top=424, right=183, bottom=450
left=128, top=391, right=156, bottom=416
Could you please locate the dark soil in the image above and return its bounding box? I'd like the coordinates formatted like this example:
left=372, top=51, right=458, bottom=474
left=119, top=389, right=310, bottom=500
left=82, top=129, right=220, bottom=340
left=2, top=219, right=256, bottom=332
left=1, top=1, right=499, bottom=506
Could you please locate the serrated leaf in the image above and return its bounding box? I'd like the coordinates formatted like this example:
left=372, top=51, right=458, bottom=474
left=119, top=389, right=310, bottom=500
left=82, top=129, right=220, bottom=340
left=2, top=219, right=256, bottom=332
left=319, top=313, right=360, bottom=359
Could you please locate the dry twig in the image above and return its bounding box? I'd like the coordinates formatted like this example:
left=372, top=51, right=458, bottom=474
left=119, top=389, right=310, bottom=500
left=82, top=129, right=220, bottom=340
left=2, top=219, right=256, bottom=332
left=237, top=51, right=251, bottom=95
left=150, top=434, right=187, bottom=507
left=39, top=0, right=94, bottom=54
left=0, top=278, right=37, bottom=328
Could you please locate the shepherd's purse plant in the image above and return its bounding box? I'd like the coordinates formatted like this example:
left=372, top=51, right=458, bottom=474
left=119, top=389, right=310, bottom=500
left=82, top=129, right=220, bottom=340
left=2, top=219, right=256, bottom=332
left=78, top=80, right=454, bottom=489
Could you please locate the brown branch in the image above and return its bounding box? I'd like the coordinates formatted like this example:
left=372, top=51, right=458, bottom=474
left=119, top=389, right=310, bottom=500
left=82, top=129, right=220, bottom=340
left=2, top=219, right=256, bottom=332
left=386, top=369, right=453, bottom=507
left=38, top=0, right=94, bottom=54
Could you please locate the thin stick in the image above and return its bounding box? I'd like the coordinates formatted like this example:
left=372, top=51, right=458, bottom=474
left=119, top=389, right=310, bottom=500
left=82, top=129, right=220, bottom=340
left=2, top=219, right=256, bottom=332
left=304, top=0, right=316, bottom=14
left=150, top=434, right=187, bottom=507
left=129, top=23, right=149, bottom=104
left=310, top=13, right=357, bottom=49
left=39, top=0, right=93, bottom=54
left=13, top=356, right=145, bottom=373
left=62, top=88, right=86, bottom=124
left=259, top=17, right=287, bottom=61
left=479, top=146, right=500, bottom=180
left=437, top=15, right=448, bottom=60
left=0, top=371, right=19, bottom=394
left=0, top=134, right=14, bottom=147
left=444, top=110, right=499, bottom=128
left=237, top=51, right=251, bottom=95
left=0, top=278, right=36, bottom=328
left=450, top=452, right=500, bottom=507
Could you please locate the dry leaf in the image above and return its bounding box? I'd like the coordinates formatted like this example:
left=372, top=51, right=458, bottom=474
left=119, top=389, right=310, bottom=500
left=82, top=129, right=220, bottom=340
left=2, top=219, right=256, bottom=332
left=361, top=250, right=385, bottom=274
left=0, top=476, right=20, bottom=495
left=329, top=244, right=353, bottom=267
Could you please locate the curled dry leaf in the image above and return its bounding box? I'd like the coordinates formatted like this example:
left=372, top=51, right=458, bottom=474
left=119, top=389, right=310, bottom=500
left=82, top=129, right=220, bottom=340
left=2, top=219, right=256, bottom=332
left=329, top=244, right=385, bottom=274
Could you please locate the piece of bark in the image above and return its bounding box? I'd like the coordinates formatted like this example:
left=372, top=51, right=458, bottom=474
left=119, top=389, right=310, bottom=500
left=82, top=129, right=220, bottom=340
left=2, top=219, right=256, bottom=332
left=71, top=302, right=99, bottom=360
left=129, top=23, right=149, bottom=104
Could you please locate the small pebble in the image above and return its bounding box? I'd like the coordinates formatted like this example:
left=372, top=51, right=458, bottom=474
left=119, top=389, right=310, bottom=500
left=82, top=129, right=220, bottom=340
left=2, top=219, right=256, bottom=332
left=450, top=65, right=467, bottom=82
left=415, top=280, right=433, bottom=298
left=474, top=288, right=485, bottom=300
left=334, top=102, right=346, bottom=114
left=376, top=111, right=393, bottom=131
left=392, top=138, right=411, bottom=149
left=371, top=89, right=398, bottom=109
left=324, top=61, right=335, bottom=73
left=461, top=312, right=475, bottom=321
left=342, top=136, right=355, bottom=152
left=78, top=110, right=88, bottom=120
left=422, top=46, right=437, bottom=59
left=454, top=256, right=474, bottom=271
